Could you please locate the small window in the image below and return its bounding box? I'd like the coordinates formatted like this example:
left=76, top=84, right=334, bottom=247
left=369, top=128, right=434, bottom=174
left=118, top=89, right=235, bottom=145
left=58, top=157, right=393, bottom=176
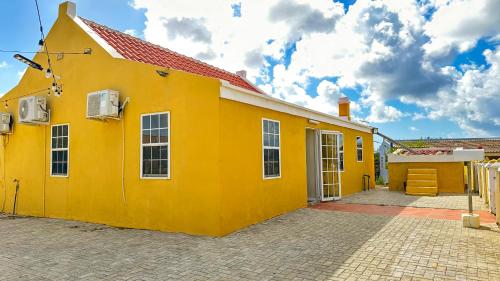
left=141, top=112, right=169, bottom=178
left=339, top=134, right=344, bottom=171
left=51, top=124, right=69, bottom=176
left=262, top=119, right=280, bottom=178
left=356, top=136, right=363, bottom=162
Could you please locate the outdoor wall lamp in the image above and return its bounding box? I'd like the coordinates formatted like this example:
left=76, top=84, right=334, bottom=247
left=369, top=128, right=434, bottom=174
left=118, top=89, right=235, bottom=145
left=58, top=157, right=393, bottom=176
left=13, top=54, right=43, bottom=71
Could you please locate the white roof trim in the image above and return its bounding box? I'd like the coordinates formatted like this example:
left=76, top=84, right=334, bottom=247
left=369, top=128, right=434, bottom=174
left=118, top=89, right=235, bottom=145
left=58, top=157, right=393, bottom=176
left=71, top=17, right=124, bottom=59
left=388, top=149, right=484, bottom=163
left=220, top=81, right=372, bottom=133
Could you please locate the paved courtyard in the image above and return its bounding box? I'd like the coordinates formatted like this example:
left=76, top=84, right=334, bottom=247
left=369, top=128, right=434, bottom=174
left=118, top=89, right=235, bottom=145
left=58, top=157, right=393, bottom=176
left=0, top=189, right=499, bottom=280
left=341, top=187, right=489, bottom=211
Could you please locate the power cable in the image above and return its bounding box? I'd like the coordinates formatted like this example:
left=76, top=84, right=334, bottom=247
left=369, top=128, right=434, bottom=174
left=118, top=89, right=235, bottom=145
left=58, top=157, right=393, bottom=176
left=0, top=49, right=89, bottom=55
left=34, top=0, right=61, bottom=96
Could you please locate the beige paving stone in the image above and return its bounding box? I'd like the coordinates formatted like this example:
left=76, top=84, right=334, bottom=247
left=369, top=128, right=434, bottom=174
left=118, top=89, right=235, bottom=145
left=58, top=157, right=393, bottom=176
left=0, top=196, right=499, bottom=281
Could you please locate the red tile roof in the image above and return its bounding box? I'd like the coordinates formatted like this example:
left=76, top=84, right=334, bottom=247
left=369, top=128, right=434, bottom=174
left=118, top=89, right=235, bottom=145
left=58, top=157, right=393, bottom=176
left=80, top=18, right=262, bottom=94
left=397, top=138, right=500, bottom=154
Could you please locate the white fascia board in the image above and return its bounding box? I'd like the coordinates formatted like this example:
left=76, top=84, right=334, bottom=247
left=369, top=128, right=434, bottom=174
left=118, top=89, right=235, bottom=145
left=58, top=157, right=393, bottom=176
left=219, top=81, right=372, bottom=133
left=388, top=149, right=485, bottom=163
left=71, top=17, right=124, bottom=59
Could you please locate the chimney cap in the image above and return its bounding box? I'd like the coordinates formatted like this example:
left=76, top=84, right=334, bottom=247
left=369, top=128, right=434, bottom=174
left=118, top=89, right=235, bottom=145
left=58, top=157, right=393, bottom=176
left=59, top=1, right=76, bottom=18
left=236, top=70, right=247, bottom=78
left=338, top=96, right=350, bottom=104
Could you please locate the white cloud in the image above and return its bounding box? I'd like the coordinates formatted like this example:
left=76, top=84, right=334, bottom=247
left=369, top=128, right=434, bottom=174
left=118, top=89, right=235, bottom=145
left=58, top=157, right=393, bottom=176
left=409, top=126, right=418, bottom=131
left=130, top=0, right=500, bottom=134
left=423, top=0, right=500, bottom=57
left=123, top=29, right=137, bottom=36
left=0, top=61, right=8, bottom=68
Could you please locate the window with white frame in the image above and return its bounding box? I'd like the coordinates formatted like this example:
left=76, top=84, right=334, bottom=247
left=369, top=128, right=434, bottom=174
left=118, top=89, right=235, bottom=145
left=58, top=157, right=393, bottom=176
left=141, top=112, right=169, bottom=178
left=262, top=119, right=280, bottom=178
left=51, top=124, right=69, bottom=176
left=356, top=136, right=363, bottom=162
left=339, top=134, right=344, bottom=171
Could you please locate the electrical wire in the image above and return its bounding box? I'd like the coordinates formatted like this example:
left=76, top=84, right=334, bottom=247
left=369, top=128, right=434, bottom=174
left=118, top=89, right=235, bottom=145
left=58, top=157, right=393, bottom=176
left=34, top=0, right=59, bottom=95
left=2, top=88, right=51, bottom=106
left=0, top=49, right=89, bottom=55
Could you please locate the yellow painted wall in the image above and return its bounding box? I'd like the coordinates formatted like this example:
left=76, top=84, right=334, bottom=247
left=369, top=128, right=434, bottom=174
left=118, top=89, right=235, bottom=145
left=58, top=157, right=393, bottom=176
left=218, top=99, right=374, bottom=234
left=0, top=12, right=224, bottom=236
left=388, top=162, right=465, bottom=193
left=0, top=7, right=375, bottom=236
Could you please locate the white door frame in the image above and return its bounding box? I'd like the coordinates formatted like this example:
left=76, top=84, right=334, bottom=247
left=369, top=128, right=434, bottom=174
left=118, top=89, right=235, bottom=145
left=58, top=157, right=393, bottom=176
left=319, top=130, right=342, bottom=201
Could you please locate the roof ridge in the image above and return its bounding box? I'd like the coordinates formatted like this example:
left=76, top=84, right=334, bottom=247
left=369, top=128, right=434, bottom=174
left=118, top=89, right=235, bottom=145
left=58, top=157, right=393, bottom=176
left=79, top=17, right=250, bottom=85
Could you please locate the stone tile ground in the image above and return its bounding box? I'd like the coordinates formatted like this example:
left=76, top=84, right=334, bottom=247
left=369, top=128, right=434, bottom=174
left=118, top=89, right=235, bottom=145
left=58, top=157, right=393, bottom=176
left=341, top=187, right=488, bottom=211
left=0, top=206, right=499, bottom=280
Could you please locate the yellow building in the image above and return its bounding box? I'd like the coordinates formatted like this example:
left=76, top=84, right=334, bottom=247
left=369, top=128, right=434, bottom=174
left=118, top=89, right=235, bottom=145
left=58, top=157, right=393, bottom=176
left=0, top=2, right=374, bottom=236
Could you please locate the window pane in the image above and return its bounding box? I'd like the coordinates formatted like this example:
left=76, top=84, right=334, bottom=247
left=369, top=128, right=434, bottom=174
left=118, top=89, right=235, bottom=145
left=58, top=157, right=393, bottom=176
left=264, top=134, right=270, bottom=146
left=52, top=151, right=57, bottom=162
left=143, top=146, right=151, bottom=160
left=142, top=115, right=150, bottom=129
left=160, top=146, right=168, bottom=160
left=275, top=122, right=279, bottom=134
left=159, top=114, right=168, bottom=128
left=263, top=120, right=268, bottom=132
left=159, top=129, right=168, bottom=143
left=57, top=125, right=62, bottom=136
left=62, top=163, right=67, bottom=175
left=151, top=160, right=160, bottom=175
left=52, top=163, right=57, bottom=174
left=274, top=135, right=279, bottom=147
left=62, top=125, right=68, bottom=136
left=269, top=134, right=274, bottom=146
left=160, top=160, right=168, bottom=175
left=62, top=137, right=68, bottom=148
left=143, top=159, right=151, bottom=175
left=273, top=162, right=280, bottom=176
left=151, top=114, right=159, bottom=129
left=151, top=129, right=160, bottom=143
left=357, top=149, right=363, bottom=161
left=274, top=149, right=279, bottom=162
left=142, top=129, right=151, bottom=144
left=357, top=137, right=362, bottom=148
left=152, top=146, right=160, bottom=160
left=52, top=126, right=57, bottom=137
left=269, top=121, right=274, bottom=133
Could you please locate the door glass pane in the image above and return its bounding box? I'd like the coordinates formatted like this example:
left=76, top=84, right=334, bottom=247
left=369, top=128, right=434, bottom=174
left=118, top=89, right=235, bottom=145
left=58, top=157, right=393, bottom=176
left=321, top=132, right=341, bottom=200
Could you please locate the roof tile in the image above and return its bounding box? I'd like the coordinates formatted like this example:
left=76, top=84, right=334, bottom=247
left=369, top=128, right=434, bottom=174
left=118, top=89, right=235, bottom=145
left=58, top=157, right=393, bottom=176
left=80, top=17, right=261, bottom=94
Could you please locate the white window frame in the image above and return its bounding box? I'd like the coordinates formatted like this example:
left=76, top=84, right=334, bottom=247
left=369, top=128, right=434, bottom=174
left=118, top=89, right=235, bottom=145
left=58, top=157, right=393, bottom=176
left=356, top=136, right=363, bottom=162
left=338, top=133, right=344, bottom=172
left=140, top=112, right=170, bottom=180
left=262, top=118, right=281, bottom=180
left=50, top=123, right=70, bottom=177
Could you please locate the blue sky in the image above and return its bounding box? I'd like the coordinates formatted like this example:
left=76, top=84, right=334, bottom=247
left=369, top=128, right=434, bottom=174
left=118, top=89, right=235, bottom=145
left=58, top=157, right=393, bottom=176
left=1, top=0, right=499, bottom=141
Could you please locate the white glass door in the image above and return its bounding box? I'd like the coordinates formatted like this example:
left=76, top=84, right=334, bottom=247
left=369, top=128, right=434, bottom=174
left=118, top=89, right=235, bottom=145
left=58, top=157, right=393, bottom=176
left=320, top=131, right=341, bottom=201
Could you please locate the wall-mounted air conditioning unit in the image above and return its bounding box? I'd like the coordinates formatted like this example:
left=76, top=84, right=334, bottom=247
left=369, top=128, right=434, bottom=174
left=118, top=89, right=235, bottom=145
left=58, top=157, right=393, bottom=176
left=18, top=96, right=50, bottom=124
left=86, top=90, right=120, bottom=119
left=0, top=112, right=12, bottom=134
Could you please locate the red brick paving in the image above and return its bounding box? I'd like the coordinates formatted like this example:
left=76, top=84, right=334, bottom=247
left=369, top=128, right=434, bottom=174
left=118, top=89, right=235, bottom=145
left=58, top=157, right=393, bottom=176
left=311, top=202, right=497, bottom=223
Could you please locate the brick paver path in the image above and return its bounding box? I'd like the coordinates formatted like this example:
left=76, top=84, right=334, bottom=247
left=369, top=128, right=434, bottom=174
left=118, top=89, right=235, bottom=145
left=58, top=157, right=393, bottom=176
left=312, top=203, right=497, bottom=223
left=341, top=187, right=489, bottom=211
left=1, top=208, right=499, bottom=280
